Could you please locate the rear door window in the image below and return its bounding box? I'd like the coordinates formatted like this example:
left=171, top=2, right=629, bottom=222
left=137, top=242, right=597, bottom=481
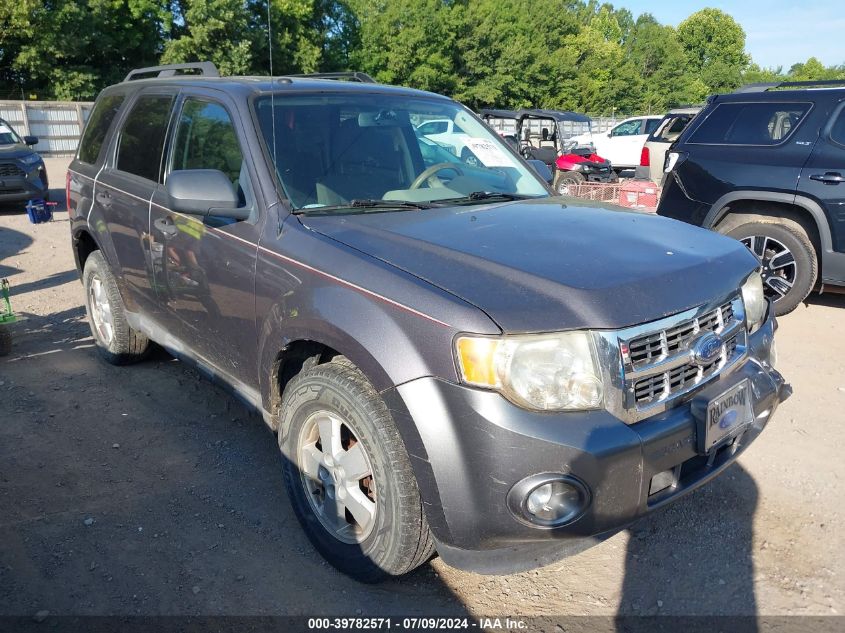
left=78, top=93, right=125, bottom=164
left=689, top=102, right=811, bottom=145
left=116, top=94, right=175, bottom=182
left=644, top=118, right=661, bottom=135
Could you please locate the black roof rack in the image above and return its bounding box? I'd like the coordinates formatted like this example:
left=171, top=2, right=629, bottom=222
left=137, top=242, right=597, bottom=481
left=124, top=62, right=219, bottom=82
left=286, top=72, right=376, bottom=83
left=734, top=79, right=845, bottom=93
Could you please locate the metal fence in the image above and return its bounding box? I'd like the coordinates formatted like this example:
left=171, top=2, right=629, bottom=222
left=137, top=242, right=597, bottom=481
left=0, top=101, right=94, bottom=155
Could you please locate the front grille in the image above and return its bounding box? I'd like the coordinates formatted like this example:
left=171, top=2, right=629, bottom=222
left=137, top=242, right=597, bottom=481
left=633, top=335, right=738, bottom=405
left=0, top=162, right=25, bottom=178
left=628, top=302, right=734, bottom=367
left=619, top=297, right=746, bottom=416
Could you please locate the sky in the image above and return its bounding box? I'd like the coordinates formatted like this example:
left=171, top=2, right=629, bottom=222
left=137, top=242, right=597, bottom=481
left=620, top=0, right=844, bottom=70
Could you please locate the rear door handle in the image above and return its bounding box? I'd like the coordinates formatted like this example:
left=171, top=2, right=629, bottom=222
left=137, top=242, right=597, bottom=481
left=154, top=216, right=178, bottom=238
left=809, top=172, right=844, bottom=184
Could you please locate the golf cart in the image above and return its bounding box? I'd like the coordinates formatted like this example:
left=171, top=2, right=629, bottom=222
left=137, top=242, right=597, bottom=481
left=482, top=109, right=616, bottom=194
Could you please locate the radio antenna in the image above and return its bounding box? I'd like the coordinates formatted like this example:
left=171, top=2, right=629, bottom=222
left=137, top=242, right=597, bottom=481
left=267, top=0, right=277, bottom=171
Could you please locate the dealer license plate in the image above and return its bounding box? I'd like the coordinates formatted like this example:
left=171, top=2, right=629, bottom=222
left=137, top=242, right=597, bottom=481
left=704, top=380, right=753, bottom=452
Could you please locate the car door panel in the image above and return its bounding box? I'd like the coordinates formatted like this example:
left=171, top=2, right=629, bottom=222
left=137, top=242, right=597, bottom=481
left=799, top=100, right=845, bottom=254
left=150, top=91, right=260, bottom=389
left=95, top=91, right=176, bottom=313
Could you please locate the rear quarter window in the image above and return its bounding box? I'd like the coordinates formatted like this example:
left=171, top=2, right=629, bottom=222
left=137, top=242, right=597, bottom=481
left=688, top=102, right=811, bottom=146
left=77, top=94, right=125, bottom=164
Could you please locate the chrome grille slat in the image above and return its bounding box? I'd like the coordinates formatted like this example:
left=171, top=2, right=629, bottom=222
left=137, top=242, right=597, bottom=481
left=617, top=296, right=748, bottom=418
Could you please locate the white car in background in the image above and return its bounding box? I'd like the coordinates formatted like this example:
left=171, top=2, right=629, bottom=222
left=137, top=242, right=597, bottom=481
left=415, top=119, right=479, bottom=165
left=572, top=115, right=664, bottom=171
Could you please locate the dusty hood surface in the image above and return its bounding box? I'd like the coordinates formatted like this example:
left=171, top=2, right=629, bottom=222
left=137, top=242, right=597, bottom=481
left=299, top=198, right=758, bottom=332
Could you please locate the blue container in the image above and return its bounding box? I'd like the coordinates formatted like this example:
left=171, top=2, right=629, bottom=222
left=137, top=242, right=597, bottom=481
left=25, top=199, right=54, bottom=224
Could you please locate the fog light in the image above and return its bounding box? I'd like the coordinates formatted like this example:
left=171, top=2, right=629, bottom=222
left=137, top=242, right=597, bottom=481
left=508, top=474, right=590, bottom=528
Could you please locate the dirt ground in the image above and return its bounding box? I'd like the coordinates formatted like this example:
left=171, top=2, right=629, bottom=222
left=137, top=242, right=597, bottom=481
left=1, top=156, right=843, bottom=622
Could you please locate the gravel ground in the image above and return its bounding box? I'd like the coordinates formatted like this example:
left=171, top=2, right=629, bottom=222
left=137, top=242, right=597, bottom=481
left=0, top=157, right=843, bottom=621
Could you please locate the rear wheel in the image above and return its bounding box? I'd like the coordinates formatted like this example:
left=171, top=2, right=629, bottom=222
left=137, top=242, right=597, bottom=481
left=554, top=170, right=585, bottom=195
left=716, top=215, right=817, bottom=316
left=279, top=358, right=435, bottom=582
left=82, top=251, right=150, bottom=364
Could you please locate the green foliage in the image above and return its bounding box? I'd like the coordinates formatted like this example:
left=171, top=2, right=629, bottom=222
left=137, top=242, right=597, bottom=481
left=0, top=0, right=842, bottom=109
left=677, top=8, right=749, bottom=94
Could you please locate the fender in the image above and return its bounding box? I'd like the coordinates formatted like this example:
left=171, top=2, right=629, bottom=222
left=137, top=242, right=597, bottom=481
left=703, top=190, right=844, bottom=281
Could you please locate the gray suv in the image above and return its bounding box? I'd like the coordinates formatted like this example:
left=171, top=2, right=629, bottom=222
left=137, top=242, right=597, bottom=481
left=67, top=62, right=788, bottom=582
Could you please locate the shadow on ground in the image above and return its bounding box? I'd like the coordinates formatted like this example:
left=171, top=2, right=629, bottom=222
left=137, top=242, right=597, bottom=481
left=0, top=308, right=470, bottom=617
left=0, top=301, right=768, bottom=621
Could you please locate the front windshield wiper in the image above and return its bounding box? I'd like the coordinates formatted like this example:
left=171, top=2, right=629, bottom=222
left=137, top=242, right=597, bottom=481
left=435, top=191, right=537, bottom=205
left=294, top=199, right=433, bottom=214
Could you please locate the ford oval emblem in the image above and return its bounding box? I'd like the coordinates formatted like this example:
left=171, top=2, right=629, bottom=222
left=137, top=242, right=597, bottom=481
left=692, top=333, right=723, bottom=366
left=719, top=409, right=739, bottom=430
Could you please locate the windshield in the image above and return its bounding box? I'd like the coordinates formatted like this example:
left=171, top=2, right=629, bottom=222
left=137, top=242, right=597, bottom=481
left=0, top=122, right=23, bottom=146
left=254, top=94, right=548, bottom=212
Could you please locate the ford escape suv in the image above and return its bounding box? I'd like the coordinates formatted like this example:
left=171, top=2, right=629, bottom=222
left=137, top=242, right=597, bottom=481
left=658, top=80, right=845, bottom=315
left=67, top=62, right=788, bottom=582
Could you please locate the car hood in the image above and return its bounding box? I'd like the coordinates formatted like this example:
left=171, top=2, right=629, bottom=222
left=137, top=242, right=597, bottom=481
left=299, top=198, right=758, bottom=332
left=0, top=144, right=37, bottom=160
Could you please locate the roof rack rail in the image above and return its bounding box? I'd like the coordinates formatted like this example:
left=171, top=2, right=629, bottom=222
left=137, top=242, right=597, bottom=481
left=286, top=71, right=376, bottom=84
left=124, top=62, right=220, bottom=82
left=734, top=79, right=845, bottom=93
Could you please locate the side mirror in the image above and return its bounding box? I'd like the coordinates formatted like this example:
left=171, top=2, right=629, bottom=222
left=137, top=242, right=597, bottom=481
left=23, top=135, right=38, bottom=146
left=527, top=159, right=553, bottom=184
left=165, top=169, right=248, bottom=220
left=606, top=131, right=613, bottom=138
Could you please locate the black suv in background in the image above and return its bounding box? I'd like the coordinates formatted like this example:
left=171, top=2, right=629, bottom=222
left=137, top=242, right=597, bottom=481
left=67, top=62, right=786, bottom=581
left=0, top=117, right=47, bottom=206
left=658, top=81, right=845, bottom=315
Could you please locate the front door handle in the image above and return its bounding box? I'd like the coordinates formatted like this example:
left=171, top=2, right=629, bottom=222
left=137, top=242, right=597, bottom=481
left=154, top=216, right=178, bottom=238
left=809, top=172, right=845, bottom=185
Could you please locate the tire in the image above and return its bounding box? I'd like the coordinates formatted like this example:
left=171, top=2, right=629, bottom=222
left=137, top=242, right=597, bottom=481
left=460, top=147, right=480, bottom=167
left=716, top=215, right=817, bottom=316
left=553, top=170, right=585, bottom=195
left=279, top=357, right=435, bottom=582
left=82, top=250, right=150, bottom=364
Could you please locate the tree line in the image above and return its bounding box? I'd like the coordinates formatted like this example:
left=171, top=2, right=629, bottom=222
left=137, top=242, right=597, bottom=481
left=1, top=0, right=843, bottom=113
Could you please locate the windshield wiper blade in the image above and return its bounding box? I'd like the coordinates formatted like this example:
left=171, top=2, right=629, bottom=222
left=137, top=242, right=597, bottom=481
left=436, top=191, right=536, bottom=205
left=349, top=198, right=433, bottom=209
left=294, top=199, right=433, bottom=214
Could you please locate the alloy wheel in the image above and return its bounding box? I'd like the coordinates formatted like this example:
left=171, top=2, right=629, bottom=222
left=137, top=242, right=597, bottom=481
left=297, top=410, right=377, bottom=544
left=88, top=274, right=115, bottom=347
left=740, top=235, right=797, bottom=301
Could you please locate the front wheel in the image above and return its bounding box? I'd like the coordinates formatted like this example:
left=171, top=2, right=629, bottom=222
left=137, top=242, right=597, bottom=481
left=554, top=170, right=585, bottom=195
left=717, top=216, right=817, bottom=316
left=279, top=358, right=435, bottom=582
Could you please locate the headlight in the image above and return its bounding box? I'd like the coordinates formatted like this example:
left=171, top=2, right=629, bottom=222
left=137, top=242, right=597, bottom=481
left=19, top=153, right=42, bottom=167
left=741, top=272, right=766, bottom=332
left=455, top=332, right=604, bottom=411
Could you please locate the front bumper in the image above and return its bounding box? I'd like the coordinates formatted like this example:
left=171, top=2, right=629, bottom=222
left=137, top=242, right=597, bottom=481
left=0, top=162, right=48, bottom=204
left=386, top=315, right=786, bottom=574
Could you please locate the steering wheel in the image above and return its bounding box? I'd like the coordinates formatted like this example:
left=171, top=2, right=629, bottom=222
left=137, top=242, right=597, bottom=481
left=410, top=162, right=465, bottom=190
